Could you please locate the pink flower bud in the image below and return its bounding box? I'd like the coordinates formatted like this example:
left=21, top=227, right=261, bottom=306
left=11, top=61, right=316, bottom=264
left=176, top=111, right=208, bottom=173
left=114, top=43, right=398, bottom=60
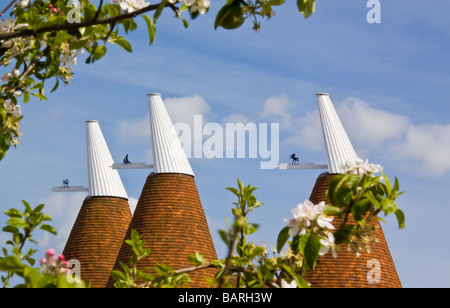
left=58, top=254, right=65, bottom=261
left=40, top=258, right=47, bottom=265
left=46, top=248, right=55, bottom=258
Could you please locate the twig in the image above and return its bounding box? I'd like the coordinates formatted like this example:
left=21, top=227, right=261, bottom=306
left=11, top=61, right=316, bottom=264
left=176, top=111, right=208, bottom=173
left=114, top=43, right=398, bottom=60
left=93, top=0, right=104, bottom=20
left=137, top=263, right=217, bottom=288
left=0, top=45, right=31, bottom=66
left=0, top=0, right=17, bottom=18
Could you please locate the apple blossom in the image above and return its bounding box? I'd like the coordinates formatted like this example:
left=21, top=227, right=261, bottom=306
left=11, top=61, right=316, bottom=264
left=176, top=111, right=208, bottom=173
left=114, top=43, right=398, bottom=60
left=319, top=233, right=337, bottom=258
left=281, top=279, right=298, bottom=288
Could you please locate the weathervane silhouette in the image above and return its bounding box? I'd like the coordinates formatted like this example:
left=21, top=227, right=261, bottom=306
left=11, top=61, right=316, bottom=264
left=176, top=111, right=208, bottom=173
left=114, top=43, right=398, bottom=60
left=123, top=154, right=131, bottom=164
left=290, top=153, right=299, bottom=164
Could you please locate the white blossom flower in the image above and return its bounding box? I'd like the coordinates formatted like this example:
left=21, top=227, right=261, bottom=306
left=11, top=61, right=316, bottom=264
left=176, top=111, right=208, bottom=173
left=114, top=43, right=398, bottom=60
left=319, top=233, right=337, bottom=258
left=168, top=0, right=210, bottom=14
left=292, top=200, right=324, bottom=222
left=281, top=279, right=298, bottom=288
left=17, top=0, right=30, bottom=8
left=285, top=218, right=306, bottom=237
left=339, top=157, right=383, bottom=176
left=12, top=105, right=21, bottom=117
left=110, top=0, right=150, bottom=13
left=317, top=213, right=335, bottom=230
left=4, top=100, right=14, bottom=111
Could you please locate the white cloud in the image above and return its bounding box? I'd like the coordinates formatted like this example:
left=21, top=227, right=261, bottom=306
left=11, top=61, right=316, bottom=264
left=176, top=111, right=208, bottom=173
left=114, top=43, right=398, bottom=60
left=260, top=95, right=292, bottom=129
left=390, top=124, right=450, bottom=176
left=165, top=94, right=211, bottom=126
left=337, top=97, right=411, bottom=153
left=222, top=113, right=251, bottom=124
left=118, top=116, right=150, bottom=145
left=283, top=109, right=323, bottom=152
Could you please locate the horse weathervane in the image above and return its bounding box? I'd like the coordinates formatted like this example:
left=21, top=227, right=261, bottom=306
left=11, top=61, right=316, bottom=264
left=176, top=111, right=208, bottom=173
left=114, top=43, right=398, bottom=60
left=290, top=153, right=299, bottom=164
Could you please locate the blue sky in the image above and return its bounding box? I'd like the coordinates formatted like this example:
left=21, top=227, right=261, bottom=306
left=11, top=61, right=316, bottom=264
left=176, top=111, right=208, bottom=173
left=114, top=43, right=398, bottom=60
left=2, top=0, right=450, bottom=287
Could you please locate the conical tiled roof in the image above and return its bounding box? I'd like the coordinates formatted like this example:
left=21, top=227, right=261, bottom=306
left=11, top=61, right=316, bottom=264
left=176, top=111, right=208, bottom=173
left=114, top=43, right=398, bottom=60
left=62, top=121, right=132, bottom=288
left=305, top=173, right=402, bottom=287
left=107, top=173, right=217, bottom=287
left=304, top=93, right=401, bottom=287
left=107, top=94, right=217, bottom=288
left=63, top=196, right=132, bottom=287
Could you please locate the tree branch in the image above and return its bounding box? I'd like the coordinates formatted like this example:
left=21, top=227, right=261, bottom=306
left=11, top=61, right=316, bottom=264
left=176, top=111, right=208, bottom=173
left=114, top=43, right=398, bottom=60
left=0, top=2, right=170, bottom=41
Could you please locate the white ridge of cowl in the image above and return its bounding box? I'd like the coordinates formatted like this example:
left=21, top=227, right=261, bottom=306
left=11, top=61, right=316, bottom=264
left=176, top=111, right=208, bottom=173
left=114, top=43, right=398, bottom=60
left=86, top=120, right=128, bottom=199
left=316, top=93, right=359, bottom=174
left=148, top=93, right=195, bottom=177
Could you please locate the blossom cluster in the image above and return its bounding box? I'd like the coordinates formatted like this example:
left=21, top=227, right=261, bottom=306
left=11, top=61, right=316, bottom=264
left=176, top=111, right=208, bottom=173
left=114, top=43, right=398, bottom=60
left=40, top=249, right=70, bottom=276
left=110, top=0, right=150, bottom=13
left=285, top=200, right=337, bottom=258
left=3, top=99, right=21, bottom=117
left=339, top=157, right=383, bottom=176
left=169, top=0, right=210, bottom=15
left=0, top=18, right=30, bottom=52
left=2, top=96, right=22, bottom=147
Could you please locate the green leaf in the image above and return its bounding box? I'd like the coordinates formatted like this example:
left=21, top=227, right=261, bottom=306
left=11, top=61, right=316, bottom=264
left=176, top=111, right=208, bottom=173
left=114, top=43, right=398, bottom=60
left=7, top=217, right=28, bottom=229
left=381, top=198, right=398, bottom=215
left=50, top=79, right=59, bottom=93
left=268, top=0, right=286, bottom=5
left=218, top=229, right=229, bottom=245
left=295, top=276, right=310, bottom=288
left=33, top=203, right=45, bottom=213
left=303, top=233, right=320, bottom=271
left=93, top=45, right=107, bottom=60
left=0, top=255, right=25, bottom=271
left=40, top=224, right=57, bottom=235
left=53, top=32, right=73, bottom=45
left=323, top=205, right=341, bottom=215
left=23, top=91, right=30, bottom=103
left=352, top=198, right=370, bottom=222
left=382, top=172, right=392, bottom=196
left=4, top=208, right=22, bottom=218
left=394, top=209, right=406, bottom=229
left=110, top=37, right=132, bottom=53
left=276, top=226, right=290, bottom=253
left=110, top=269, right=126, bottom=282
left=214, top=1, right=245, bottom=30
left=31, top=93, right=48, bottom=101
left=142, top=15, right=157, bottom=45
left=297, top=0, right=316, bottom=19
left=154, top=0, right=169, bottom=23
left=365, top=190, right=382, bottom=209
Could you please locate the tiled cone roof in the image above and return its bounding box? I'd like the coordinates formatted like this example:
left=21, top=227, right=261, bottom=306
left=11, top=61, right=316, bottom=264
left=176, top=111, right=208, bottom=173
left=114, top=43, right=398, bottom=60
left=304, top=173, right=402, bottom=288
left=106, top=94, right=217, bottom=288
left=307, top=93, right=401, bottom=287
left=62, top=121, right=132, bottom=288
left=107, top=173, right=218, bottom=288
left=63, top=196, right=132, bottom=288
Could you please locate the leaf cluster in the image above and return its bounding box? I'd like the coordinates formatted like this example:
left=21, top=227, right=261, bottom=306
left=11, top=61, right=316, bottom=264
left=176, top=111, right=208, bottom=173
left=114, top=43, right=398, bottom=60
left=0, top=200, right=85, bottom=288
